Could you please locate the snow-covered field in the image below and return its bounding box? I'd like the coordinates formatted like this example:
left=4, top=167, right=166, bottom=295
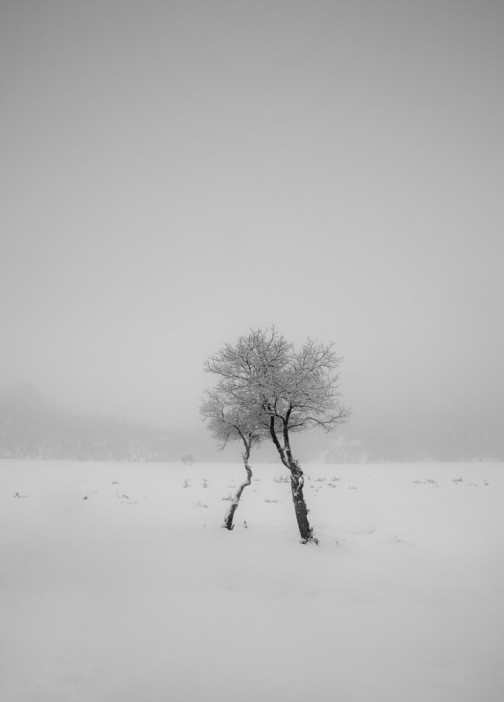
left=1, top=459, right=502, bottom=701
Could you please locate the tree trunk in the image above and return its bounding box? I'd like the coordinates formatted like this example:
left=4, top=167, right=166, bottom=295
left=269, top=416, right=317, bottom=543
left=223, top=456, right=253, bottom=531
left=288, top=459, right=318, bottom=544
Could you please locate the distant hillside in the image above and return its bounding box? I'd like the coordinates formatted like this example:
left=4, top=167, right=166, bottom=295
left=0, top=384, right=192, bottom=461
left=3, top=385, right=497, bottom=463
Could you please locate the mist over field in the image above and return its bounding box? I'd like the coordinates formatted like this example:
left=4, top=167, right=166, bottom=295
left=1, top=3, right=503, bottom=701
left=1, top=1, right=503, bottom=462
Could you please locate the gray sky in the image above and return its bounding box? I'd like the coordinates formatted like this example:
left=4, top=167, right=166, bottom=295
left=1, top=1, right=503, bottom=458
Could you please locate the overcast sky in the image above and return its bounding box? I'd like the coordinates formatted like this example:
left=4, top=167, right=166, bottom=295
left=1, top=1, right=503, bottom=458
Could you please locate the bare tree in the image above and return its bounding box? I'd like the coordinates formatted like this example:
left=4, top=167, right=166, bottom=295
left=206, top=328, right=349, bottom=543
left=201, top=387, right=263, bottom=531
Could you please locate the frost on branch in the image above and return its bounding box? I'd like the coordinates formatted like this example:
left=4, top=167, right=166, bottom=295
left=205, top=328, right=349, bottom=544
left=200, top=387, right=264, bottom=531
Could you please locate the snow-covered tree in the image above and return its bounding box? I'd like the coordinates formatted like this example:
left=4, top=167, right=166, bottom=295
left=201, top=387, right=263, bottom=530
left=206, top=328, right=349, bottom=543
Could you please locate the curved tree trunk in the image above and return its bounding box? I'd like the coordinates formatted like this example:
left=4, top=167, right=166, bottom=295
left=269, top=417, right=317, bottom=544
left=223, top=454, right=253, bottom=531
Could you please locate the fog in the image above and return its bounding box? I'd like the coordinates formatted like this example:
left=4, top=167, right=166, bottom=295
left=1, top=1, right=503, bottom=460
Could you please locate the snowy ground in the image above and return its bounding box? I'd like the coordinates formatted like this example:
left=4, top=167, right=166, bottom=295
left=1, top=459, right=503, bottom=702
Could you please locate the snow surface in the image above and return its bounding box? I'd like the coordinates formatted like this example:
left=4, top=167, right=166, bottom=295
left=1, top=460, right=503, bottom=701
